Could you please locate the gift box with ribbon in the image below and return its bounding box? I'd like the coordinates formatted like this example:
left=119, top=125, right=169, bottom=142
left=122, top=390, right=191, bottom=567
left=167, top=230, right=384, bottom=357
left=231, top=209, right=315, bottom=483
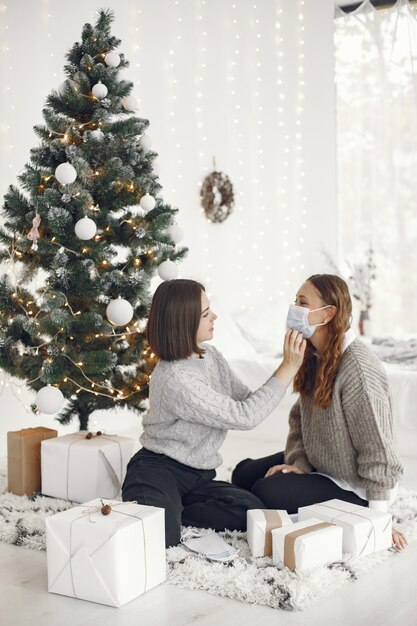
left=247, top=509, right=293, bottom=557
left=46, top=499, right=166, bottom=607
left=297, top=499, right=392, bottom=558
left=41, top=432, right=134, bottom=502
left=7, top=427, right=58, bottom=496
left=272, top=517, right=343, bottom=572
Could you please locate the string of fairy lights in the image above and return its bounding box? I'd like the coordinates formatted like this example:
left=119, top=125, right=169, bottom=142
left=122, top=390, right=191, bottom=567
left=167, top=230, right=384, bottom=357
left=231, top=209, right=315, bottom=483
left=0, top=8, right=164, bottom=413
left=0, top=0, right=315, bottom=412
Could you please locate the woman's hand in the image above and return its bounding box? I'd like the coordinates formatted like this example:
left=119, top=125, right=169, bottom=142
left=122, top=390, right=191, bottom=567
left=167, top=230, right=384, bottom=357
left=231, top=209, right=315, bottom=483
left=264, top=463, right=305, bottom=478
left=392, top=528, right=407, bottom=550
left=274, top=329, right=306, bottom=387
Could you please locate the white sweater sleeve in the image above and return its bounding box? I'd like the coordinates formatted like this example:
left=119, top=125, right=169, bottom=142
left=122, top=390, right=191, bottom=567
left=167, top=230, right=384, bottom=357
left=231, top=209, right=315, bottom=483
left=212, top=347, right=252, bottom=401
left=166, top=370, right=286, bottom=431
left=368, top=500, right=389, bottom=513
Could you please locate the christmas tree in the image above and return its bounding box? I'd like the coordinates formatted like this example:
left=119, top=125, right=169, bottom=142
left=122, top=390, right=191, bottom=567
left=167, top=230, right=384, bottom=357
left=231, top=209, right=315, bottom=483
left=0, top=9, right=186, bottom=430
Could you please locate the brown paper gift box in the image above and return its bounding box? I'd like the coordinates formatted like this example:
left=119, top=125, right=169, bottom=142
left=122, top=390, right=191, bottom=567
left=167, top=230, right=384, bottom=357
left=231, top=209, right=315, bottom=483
left=7, top=427, right=58, bottom=495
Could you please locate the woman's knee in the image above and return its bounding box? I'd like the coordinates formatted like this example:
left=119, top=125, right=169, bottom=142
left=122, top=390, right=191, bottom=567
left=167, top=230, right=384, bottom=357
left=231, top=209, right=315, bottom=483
left=231, top=458, right=253, bottom=487
left=251, top=475, right=297, bottom=512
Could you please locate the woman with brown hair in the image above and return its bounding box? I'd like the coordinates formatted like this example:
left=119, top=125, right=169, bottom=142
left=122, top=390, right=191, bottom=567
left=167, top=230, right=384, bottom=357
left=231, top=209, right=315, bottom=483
left=122, top=278, right=306, bottom=548
left=232, top=274, right=407, bottom=549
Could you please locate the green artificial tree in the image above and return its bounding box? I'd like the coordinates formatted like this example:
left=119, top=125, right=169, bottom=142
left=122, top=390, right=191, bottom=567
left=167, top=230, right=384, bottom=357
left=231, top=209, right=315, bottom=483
left=0, top=9, right=186, bottom=430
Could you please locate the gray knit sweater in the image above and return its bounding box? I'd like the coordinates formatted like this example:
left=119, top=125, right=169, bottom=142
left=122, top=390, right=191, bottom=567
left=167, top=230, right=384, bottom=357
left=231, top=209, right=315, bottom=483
left=285, top=339, right=403, bottom=501
left=141, top=344, right=286, bottom=469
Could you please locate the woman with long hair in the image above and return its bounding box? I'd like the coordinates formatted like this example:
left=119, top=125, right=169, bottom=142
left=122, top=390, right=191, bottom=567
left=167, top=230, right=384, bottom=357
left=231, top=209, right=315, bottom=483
left=232, top=274, right=407, bottom=549
left=122, top=278, right=306, bottom=548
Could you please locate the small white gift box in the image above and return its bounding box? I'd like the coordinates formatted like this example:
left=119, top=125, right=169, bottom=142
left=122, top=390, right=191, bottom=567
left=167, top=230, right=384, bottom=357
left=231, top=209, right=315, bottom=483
left=41, top=432, right=133, bottom=502
left=297, top=499, right=392, bottom=558
left=272, top=517, right=343, bottom=572
left=247, top=509, right=293, bottom=557
left=46, top=499, right=166, bottom=607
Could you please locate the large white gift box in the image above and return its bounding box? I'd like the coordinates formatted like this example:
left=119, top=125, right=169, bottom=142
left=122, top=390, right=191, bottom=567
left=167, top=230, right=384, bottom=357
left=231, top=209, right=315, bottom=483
left=46, top=499, right=166, bottom=607
left=297, top=499, right=392, bottom=558
left=247, top=509, right=292, bottom=557
left=41, top=432, right=133, bottom=502
left=272, top=517, right=343, bottom=572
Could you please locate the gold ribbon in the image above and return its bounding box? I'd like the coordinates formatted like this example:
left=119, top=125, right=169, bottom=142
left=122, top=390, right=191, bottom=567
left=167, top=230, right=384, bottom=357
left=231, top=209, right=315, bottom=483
left=262, top=510, right=283, bottom=556
left=283, top=522, right=333, bottom=572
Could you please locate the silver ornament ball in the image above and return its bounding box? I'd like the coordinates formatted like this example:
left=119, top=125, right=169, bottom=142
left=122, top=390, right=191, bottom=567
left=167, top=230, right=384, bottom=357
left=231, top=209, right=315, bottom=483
left=36, top=386, right=65, bottom=414
left=104, top=50, right=121, bottom=67
left=158, top=260, right=179, bottom=281
left=106, top=298, right=134, bottom=326
left=74, top=217, right=97, bottom=240
left=92, top=81, right=108, bottom=99
left=140, top=193, right=156, bottom=212
left=55, top=162, right=77, bottom=185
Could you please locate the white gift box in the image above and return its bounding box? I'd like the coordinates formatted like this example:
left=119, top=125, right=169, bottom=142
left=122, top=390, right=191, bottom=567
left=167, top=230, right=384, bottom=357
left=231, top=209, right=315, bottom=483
left=247, top=509, right=293, bottom=557
left=272, top=517, right=343, bottom=572
left=298, top=499, right=392, bottom=558
left=41, top=432, right=134, bottom=502
left=46, top=498, right=166, bottom=607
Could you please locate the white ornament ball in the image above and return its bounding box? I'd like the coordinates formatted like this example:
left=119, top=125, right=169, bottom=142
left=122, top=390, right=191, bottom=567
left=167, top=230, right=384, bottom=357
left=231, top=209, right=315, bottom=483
left=92, top=81, right=108, bottom=99
left=55, top=162, right=77, bottom=185
left=158, top=260, right=178, bottom=281
left=167, top=224, right=184, bottom=244
left=140, top=134, right=152, bottom=150
left=36, top=386, right=65, bottom=414
left=58, top=81, right=67, bottom=97
left=104, top=50, right=121, bottom=67
left=106, top=298, right=134, bottom=326
left=122, top=95, right=139, bottom=111
left=74, top=217, right=97, bottom=240
left=89, top=129, right=104, bottom=141
left=140, top=194, right=156, bottom=212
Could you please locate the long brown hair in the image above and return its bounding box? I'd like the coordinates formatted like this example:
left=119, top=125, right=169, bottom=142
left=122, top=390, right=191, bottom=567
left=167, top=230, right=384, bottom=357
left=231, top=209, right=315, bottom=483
left=146, top=279, right=205, bottom=361
left=293, top=274, right=352, bottom=408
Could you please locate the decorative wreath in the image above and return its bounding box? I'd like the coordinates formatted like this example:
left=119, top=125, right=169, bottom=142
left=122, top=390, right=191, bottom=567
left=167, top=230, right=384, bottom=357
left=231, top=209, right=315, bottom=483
left=200, top=170, right=234, bottom=223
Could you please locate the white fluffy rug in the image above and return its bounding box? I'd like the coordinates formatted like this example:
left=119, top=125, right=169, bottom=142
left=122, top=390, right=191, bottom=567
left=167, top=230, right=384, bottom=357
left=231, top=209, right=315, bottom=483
left=1, top=472, right=417, bottom=611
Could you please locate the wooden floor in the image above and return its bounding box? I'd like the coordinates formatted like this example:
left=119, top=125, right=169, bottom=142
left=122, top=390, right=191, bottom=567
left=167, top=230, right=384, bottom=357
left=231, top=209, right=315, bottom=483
left=1, top=441, right=417, bottom=626
left=1, top=390, right=417, bottom=626
left=1, top=535, right=417, bottom=626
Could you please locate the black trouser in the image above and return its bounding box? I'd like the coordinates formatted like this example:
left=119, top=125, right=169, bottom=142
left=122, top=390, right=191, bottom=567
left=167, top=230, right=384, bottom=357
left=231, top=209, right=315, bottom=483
left=122, top=448, right=264, bottom=548
left=231, top=451, right=368, bottom=513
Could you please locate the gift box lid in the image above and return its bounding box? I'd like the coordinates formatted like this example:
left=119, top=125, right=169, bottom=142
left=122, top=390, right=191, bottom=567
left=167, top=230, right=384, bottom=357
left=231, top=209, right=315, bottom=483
left=298, top=499, right=391, bottom=525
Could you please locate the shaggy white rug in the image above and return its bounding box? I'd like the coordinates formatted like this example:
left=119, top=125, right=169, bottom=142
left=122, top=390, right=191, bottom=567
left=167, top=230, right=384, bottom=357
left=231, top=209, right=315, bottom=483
left=1, top=471, right=417, bottom=611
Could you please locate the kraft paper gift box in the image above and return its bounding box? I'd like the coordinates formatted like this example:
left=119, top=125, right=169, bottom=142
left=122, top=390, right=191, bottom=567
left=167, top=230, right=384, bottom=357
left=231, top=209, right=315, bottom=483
left=272, top=517, right=343, bottom=572
left=247, top=509, right=293, bottom=557
left=7, top=427, right=58, bottom=496
left=46, top=499, right=166, bottom=607
left=41, top=432, right=134, bottom=502
left=297, top=499, right=392, bottom=558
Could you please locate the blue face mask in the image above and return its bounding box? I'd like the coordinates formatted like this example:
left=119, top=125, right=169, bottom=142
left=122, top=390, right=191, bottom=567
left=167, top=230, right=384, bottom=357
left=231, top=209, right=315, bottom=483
left=286, top=304, right=332, bottom=339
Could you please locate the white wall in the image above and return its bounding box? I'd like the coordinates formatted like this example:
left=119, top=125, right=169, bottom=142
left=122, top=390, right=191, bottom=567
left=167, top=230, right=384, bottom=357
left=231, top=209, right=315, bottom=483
left=0, top=0, right=336, bottom=455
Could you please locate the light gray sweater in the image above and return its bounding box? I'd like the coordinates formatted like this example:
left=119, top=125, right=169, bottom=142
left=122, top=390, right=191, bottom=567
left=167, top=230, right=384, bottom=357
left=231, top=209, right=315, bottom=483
left=285, top=339, right=403, bottom=501
left=141, top=344, right=286, bottom=469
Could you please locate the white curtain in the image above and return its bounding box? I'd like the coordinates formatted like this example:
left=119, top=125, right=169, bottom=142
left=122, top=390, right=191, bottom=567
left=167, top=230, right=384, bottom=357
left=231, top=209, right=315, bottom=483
left=335, top=0, right=417, bottom=337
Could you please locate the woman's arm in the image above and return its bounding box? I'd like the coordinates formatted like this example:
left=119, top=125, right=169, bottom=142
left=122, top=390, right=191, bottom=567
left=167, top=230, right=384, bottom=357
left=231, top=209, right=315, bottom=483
left=212, top=329, right=305, bottom=401
left=210, top=347, right=252, bottom=401
left=164, top=330, right=305, bottom=431
left=343, top=382, right=403, bottom=501
left=284, top=399, right=313, bottom=473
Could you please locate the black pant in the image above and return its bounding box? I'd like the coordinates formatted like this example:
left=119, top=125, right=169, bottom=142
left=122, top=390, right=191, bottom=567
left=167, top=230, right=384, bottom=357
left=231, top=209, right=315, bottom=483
left=231, top=451, right=368, bottom=514
left=122, top=448, right=264, bottom=548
